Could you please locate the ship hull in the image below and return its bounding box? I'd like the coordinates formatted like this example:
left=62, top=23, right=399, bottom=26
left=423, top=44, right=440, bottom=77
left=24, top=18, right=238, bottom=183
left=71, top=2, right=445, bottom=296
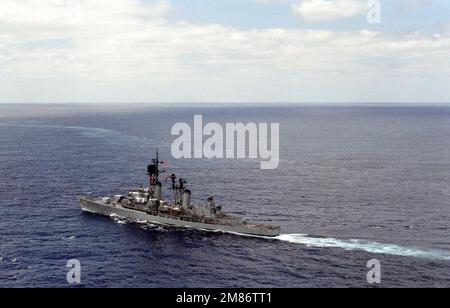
left=80, top=197, right=281, bottom=237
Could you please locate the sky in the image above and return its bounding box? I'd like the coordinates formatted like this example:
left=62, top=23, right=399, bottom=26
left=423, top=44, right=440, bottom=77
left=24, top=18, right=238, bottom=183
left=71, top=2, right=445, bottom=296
left=0, top=0, right=449, bottom=103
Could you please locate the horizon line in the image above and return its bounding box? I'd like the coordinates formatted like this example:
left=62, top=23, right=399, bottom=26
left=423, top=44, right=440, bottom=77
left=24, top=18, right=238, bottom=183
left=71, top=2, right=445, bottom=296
left=1, top=102, right=450, bottom=105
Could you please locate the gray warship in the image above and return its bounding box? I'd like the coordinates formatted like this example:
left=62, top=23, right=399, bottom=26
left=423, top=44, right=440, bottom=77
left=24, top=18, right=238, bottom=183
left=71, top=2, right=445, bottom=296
left=80, top=151, right=281, bottom=237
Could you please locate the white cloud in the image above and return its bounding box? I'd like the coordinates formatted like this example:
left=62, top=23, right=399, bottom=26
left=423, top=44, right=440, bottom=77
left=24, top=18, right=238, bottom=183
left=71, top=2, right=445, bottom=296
left=291, top=0, right=366, bottom=23
left=0, top=0, right=450, bottom=103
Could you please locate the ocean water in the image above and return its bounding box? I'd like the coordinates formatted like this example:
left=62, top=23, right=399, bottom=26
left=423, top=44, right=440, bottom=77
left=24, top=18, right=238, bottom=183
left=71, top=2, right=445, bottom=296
left=0, top=103, right=449, bottom=288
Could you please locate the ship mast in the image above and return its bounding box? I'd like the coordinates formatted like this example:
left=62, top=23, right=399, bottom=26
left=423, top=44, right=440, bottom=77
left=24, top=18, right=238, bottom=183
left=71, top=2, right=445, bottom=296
left=155, top=149, right=159, bottom=182
left=147, top=149, right=160, bottom=186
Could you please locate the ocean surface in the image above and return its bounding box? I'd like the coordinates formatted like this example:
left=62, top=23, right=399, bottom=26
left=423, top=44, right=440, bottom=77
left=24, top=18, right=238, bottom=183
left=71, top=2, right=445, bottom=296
left=0, top=103, right=449, bottom=288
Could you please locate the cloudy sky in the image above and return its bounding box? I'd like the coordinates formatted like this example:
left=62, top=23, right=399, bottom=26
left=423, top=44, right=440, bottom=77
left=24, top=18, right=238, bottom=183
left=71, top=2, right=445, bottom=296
left=0, top=0, right=449, bottom=103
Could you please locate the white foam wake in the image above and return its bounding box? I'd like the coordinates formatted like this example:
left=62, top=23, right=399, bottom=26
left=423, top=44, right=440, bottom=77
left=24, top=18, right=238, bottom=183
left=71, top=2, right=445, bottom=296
left=0, top=124, right=118, bottom=141
left=0, top=124, right=153, bottom=146
left=276, top=234, right=450, bottom=261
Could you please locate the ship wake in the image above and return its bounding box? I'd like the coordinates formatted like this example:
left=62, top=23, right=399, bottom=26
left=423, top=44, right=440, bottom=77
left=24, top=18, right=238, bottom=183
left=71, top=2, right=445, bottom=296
left=276, top=234, right=450, bottom=261
left=103, top=214, right=450, bottom=261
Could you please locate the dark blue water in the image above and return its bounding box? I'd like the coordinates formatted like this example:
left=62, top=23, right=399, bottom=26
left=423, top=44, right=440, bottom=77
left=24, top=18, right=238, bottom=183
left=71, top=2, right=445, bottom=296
left=0, top=104, right=449, bottom=288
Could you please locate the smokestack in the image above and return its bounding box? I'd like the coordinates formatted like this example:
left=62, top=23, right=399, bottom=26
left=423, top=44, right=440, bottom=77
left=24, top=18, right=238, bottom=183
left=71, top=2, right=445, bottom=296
left=154, top=182, right=163, bottom=201
left=182, top=190, right=192, bottom=209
